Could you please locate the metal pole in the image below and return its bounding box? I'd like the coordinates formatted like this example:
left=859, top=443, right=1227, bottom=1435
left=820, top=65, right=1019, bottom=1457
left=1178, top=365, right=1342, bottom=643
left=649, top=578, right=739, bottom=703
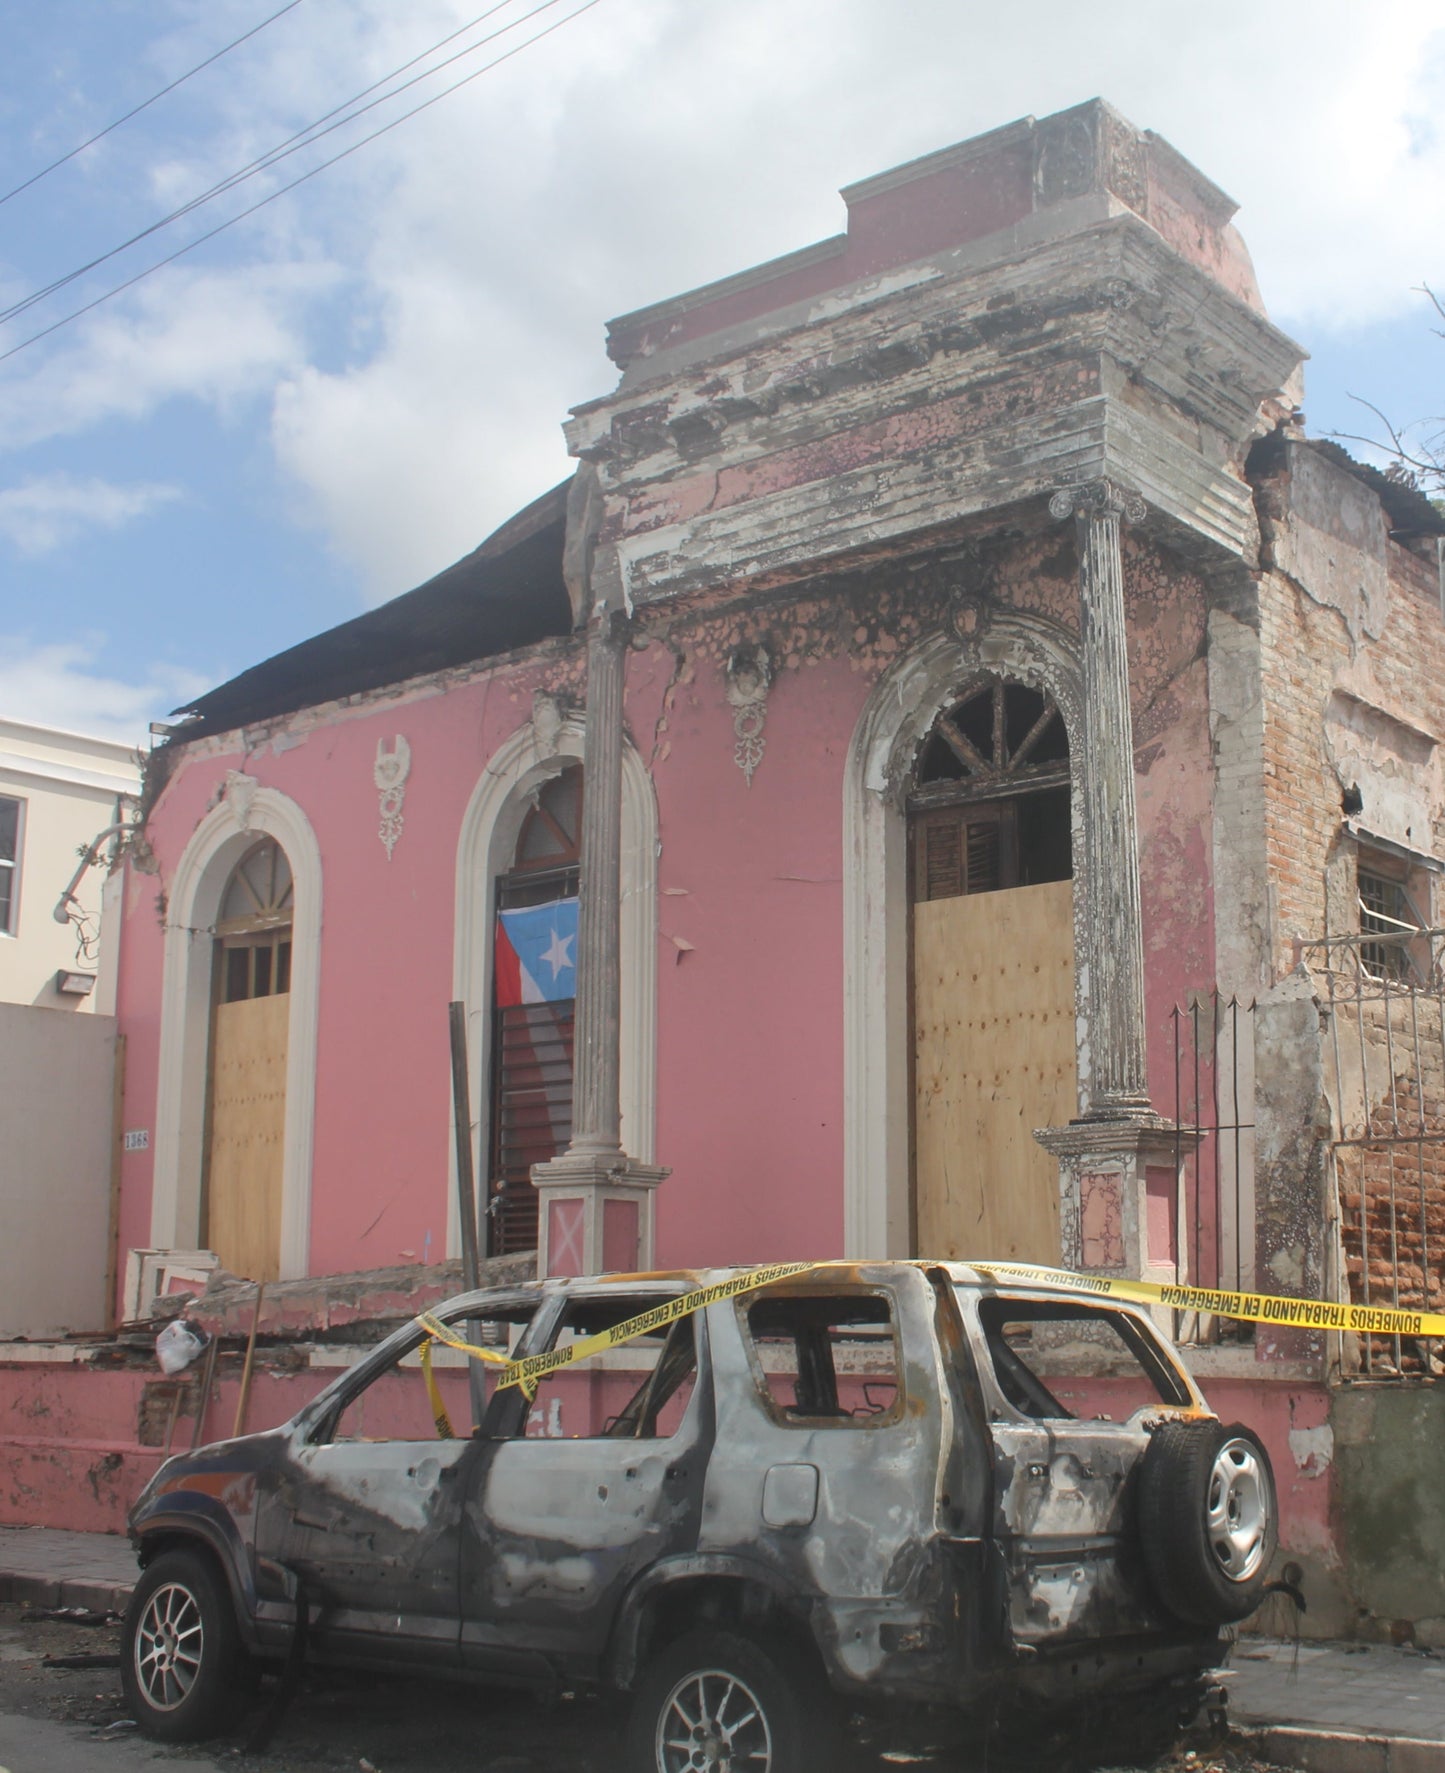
left=449, top=1001, right=482, bottom=1293
left=449, top=1001, right=486, bottom=1432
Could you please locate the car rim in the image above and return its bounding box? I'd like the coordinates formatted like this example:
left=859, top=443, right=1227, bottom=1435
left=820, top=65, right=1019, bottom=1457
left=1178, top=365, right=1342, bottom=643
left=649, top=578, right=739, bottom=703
left=656, top=1667, right=773, bottom=1772
left=1206, top=1437, right=1269, bottom=1581
left=133, top=1580, right=205, bottom=1712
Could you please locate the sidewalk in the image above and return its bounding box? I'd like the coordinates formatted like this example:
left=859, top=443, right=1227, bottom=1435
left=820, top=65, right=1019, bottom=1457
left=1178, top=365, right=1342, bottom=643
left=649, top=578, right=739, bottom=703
left=1227, top=1637, right=1445, bottom=1772
left=0, top=1525, right=138, bottom=1615
left=0, top=1528, right=1442, bottom=1769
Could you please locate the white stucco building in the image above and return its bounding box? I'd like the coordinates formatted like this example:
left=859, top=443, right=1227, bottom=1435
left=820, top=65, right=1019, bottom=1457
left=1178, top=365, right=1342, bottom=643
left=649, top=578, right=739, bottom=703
left=0, top=718, right=140, bottom=1012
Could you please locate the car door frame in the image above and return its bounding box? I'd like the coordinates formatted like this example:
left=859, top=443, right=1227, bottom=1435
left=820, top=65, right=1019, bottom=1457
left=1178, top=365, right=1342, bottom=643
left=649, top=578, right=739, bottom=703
left=458, top=1281, right=714, bottom=1683
left=248, top=1287, right=547, bottom=1666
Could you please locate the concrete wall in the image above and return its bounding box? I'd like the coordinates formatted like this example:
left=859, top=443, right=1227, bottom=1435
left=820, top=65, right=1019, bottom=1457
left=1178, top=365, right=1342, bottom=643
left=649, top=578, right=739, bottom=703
left=0, top=1003, right=117, bottom=1335
left=1332, top=1384, right=1445, bottom=1645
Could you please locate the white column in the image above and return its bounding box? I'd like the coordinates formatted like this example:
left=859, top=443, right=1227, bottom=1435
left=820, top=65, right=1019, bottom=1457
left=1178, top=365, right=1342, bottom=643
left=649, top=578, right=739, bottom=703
left=532, top=605, right=666, bottom=1276
left=1049, top=479, right=1151, bottom=1116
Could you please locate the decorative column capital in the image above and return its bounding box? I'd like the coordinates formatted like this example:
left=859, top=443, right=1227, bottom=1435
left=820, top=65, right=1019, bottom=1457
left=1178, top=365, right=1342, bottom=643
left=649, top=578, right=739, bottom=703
left=1048, top=479, right=1147, bottom=526
left=591, top=604, right=634, bottom=648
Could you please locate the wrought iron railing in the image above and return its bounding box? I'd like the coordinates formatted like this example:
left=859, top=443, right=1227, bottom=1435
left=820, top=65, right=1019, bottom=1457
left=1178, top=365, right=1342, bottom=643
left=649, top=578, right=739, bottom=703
left=1302, top=928, right=1445, bottom=1378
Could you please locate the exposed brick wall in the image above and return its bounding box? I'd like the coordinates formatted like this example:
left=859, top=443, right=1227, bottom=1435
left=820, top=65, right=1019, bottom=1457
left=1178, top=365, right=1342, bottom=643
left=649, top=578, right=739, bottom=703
left=1258, top=477, right=1445, bottom=979
left=1335, top=996, right=1445, bottom=1355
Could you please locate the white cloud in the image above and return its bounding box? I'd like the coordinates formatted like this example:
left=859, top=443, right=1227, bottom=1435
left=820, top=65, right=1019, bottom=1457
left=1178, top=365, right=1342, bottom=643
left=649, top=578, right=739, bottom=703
left=256, top=0, right=1445, bottom=597
left=0, top=636, right=211, bottom=746
left=6, top=0, right=1445, bottom=615
left=0, top=473, right=182, bottom=556
left=0, top=260, right=339, bottom=451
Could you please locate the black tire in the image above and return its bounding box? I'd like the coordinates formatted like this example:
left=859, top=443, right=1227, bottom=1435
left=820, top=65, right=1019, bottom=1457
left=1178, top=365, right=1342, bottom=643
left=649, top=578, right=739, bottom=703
left=1139, top=1420, right=1278, bottom=1627
left=121, top=1547, right=253, bottom=1741
left=626, top=1627, right=840, bottom=1773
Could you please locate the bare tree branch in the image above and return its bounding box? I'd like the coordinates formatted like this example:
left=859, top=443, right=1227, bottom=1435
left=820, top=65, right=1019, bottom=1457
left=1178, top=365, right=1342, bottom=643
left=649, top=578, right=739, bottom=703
left=1326, top=287, right=1444, bottom=500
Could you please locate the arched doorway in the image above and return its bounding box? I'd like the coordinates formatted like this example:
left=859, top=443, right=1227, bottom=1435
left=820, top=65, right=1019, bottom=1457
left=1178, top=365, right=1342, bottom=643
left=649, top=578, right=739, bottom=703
left=487, top=765, right=581, bottom=1255
left=203, top=837, right=293, bottom=1281
left=909, top=677, right=1077, bottom=1261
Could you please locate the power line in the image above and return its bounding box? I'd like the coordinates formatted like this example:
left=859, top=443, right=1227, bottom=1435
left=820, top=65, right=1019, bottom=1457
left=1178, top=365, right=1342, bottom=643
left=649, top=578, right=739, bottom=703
left=0, top=1, right=304, bottom=210
left=0, top=0, right=605, bottom=368
left=1, top=0, right=559, bottom=327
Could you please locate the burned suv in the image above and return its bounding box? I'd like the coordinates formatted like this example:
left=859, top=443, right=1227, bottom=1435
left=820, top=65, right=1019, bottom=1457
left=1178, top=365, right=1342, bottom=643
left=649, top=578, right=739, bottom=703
left=124, top=1262, right=1276, bottom=1770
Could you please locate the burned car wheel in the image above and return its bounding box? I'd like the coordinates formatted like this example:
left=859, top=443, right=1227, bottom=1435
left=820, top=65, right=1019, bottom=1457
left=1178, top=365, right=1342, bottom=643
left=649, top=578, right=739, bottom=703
left=121, top=1548, right=251, bottom=1741
left=1139, top=1421, right=1278, bottom=1626
left=627, top=1628, right=839, bottom=1773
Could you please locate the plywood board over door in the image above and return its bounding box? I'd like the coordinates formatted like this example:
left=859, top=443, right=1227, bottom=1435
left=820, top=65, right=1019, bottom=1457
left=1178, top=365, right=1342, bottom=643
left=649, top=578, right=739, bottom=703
left=913, top=879, right=1075, bottom=1263
left=206, top=992, right=288, bottom=1282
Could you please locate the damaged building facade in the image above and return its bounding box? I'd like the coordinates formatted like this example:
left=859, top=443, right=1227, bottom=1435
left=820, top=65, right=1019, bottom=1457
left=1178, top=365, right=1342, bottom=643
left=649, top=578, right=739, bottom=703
left=7, top=101, right=1445, bottom=1641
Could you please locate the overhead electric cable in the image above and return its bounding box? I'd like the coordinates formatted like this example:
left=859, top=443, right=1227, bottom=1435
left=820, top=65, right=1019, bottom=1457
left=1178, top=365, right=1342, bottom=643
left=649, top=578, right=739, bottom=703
left=1, top=0, right=559, bottom=327
left=0, top=1, right=303, bottom=210
left=0, top=0, right=605, bottom=367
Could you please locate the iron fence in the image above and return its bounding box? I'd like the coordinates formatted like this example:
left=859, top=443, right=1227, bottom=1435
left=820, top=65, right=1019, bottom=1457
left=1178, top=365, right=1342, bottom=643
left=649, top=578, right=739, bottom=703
left=1303, top=927, right=1445, bottom=1378
left=1168, top=990, right=1256, bottom=1331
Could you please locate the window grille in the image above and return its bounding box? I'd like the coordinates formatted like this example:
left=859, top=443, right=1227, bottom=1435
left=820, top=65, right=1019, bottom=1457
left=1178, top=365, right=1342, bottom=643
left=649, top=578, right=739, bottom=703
left=1358, top=858, right=1425, bottom=983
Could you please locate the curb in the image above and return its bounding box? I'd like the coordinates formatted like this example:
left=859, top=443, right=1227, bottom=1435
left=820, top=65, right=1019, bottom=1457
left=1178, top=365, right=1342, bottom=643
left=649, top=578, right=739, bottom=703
left=0, top=1572, right=135, bottom=1615
left=1242, top=1726, right=1445, bottom=1773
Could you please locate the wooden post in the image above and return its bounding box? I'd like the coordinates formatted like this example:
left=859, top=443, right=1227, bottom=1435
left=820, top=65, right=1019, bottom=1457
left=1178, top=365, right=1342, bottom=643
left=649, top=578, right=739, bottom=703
left=232, top=1280, right=265, bottom=1439
left=189, top=1339, right=219, bottom=1452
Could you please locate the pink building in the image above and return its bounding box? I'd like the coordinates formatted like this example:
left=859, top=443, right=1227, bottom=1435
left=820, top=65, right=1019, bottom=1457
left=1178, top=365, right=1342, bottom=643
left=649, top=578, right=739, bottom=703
left=12, top=101, right=1445, bottom=1643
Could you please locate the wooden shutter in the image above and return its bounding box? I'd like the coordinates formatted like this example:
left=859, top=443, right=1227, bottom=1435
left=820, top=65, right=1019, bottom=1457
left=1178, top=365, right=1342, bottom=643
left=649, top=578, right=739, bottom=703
left=912, top=803, right=1018, bottom=903
left=489, top=1000, right=575, bottom=1255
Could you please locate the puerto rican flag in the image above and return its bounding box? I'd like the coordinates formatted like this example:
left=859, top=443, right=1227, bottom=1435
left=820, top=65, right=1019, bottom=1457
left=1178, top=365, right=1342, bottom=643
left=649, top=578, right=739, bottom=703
left=494, top=897, right=579, bottom=1006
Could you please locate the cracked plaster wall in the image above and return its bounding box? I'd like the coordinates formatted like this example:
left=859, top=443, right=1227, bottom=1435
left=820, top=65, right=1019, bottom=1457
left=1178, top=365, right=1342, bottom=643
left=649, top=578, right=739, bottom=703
left=114, top=518, right=1226, bottom=1285
left=114, top=644, right=587, bottom=1292
left=1256, top=446, right=1445, bottom=971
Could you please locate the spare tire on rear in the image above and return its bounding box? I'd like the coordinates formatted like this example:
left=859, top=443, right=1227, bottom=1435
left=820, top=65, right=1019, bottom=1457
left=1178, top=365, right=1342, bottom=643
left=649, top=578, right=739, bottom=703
left=1138, top=1420, right=1277, bottom=1627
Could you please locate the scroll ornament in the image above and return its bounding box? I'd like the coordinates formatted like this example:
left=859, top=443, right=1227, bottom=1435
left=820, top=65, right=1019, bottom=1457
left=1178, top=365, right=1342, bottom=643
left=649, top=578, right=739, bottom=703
left=374, top=735, right=411, bottom=860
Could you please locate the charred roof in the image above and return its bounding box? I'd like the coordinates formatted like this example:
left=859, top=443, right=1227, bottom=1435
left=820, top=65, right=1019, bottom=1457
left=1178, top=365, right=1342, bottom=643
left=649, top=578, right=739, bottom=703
left=171, top=481, right=574, bottom=740
left=1248, top=428, right=1445, bottom=542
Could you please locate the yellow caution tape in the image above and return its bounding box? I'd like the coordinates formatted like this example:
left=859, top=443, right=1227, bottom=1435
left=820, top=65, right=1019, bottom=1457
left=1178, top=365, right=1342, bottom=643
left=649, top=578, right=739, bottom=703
left=416, top=1261, right=814, bottom=1398
left=417, top=1335, right=456, bottom=1439
left=968, top=1260, right=1445, bottom=1341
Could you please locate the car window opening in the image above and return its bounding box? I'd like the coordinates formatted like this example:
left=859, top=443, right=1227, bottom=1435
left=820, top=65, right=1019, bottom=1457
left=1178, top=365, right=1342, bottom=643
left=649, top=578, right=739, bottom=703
left=321, top=1301, right=536, bottom=1445
left=521, top=1299, right=698, bottom=1441
left=742, top=1292, right=902, bottom=1425
left=972, top=1295, right=1192, bottom=1422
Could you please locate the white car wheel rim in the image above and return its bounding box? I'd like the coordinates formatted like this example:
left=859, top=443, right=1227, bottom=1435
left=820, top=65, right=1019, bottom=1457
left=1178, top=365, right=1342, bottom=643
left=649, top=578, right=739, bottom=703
left=134, top=1580, right=205, bottom=1712
left=1207, top=1437, right=1269, bottom=1582
left=656, top=1667, right=773, bottom=1772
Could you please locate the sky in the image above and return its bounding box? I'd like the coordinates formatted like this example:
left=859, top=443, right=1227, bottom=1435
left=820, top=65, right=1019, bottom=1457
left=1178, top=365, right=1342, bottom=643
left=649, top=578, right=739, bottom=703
left=1, top=0, right=1442, bottom=747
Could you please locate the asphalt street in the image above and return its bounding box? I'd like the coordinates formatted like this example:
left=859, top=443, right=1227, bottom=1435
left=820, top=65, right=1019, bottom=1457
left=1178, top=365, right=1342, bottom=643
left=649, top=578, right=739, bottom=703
left=0, top=1602, right=1302, bottom=1773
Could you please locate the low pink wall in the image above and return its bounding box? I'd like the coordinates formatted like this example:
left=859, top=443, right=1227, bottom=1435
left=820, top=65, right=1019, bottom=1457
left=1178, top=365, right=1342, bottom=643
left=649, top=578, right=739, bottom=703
left=0, top=1354, right=1339, bottom=1618
left=1200, top=1376, right=1336, bottom=1573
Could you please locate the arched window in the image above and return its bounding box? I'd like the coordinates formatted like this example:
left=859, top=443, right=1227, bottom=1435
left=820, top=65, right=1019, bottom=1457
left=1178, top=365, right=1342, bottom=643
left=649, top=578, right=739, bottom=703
left=910, top=679, right=1071, bottom=898
left=487, top=766, right=582, bottom=1255
left=907, top=674, right=1076, bottom=1264
left=216, top=839, right=294, bottom=1000
left=205, top=836, right=295, bottom=1281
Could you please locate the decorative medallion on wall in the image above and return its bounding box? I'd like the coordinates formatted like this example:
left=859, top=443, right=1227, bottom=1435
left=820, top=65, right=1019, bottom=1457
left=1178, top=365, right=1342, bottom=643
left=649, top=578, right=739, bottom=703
left=374, top=735, right=411, bottom=860
left=948, top=591, right=993, bottom=643
left=725, top=644, right=772, bottom=787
